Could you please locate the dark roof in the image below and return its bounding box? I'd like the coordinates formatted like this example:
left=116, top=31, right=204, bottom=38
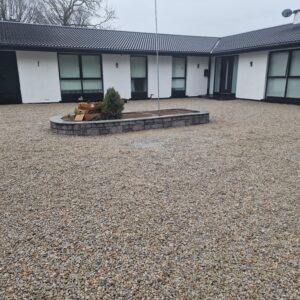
left=1, top=21, right=300, bottom=55
left=0, top=21, right=218, bottom=55
left=213, top=23, right=300, bottom=54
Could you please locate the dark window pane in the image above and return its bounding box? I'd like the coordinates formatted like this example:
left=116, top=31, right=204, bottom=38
left=172, top=57, right=185, bottom=77
left=59, top=55, right=80, bottom=78
left=83, top=80, right=103, bottom=93
left=289, top=50, right=300, bottom=76
left=131, top=79, right=147, bottom=92
left=266, top=78, right=286, bottom=97
left=286, top=78, right=300, bottom=98
left=172, top=79, right=185, bottom=90
left=82, top=56, right=101, bottom=78
left=268, top=52, right=289, bottom=76
left=60, top=80, right=82, bottom=94
left=131, top=57, right=147, bottom=78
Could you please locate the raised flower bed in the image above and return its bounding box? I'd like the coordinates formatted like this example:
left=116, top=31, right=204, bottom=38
left=50, top=109, right=209, bottom=136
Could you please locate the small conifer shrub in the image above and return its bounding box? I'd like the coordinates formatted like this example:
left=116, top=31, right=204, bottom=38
left=102, top=88, right=124, bottom=120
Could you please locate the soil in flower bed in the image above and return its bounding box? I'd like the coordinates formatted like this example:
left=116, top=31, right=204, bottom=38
left=63, top=109, right=198, bottom=122
left=121, top=109, right=198, bottom=119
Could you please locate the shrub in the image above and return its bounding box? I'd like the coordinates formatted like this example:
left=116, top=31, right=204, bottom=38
left=102, top=88, right=124, bottom=120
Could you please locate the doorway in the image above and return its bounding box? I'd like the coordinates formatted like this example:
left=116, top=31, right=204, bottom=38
left=0, top=52, right=22, bottom=104
left=172, top=56, right=186, bottom=98
left=214, top=56, right=238, bottom=99
left=131, top=56, right=148, bottom=100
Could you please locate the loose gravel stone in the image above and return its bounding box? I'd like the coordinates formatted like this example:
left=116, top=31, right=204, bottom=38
left=0, top=99, right=299, bottom=299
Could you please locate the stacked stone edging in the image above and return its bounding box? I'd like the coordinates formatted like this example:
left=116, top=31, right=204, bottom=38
left=50, top=110, right=209, bottom=136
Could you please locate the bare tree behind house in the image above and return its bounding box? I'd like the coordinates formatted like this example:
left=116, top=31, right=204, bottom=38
left=43, top=0, right=116, bottom=28
left=0, top=0, right=45, bottom=23
left=0, top=0, right=116, bottom=28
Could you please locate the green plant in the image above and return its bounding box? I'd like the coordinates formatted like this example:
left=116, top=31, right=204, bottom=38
left=102, top=88, right=124, bottom=120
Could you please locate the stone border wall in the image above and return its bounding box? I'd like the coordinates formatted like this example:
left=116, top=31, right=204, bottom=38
left=50, top=110, right=209, bottom=136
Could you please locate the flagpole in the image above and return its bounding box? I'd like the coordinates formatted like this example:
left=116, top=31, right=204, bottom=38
left=154, top=0, right=160, bottom=115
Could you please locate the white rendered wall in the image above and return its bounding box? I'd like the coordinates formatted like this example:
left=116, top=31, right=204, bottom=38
left=102, top=54, right=131, bottom=99
left=16, top=51, right=61, bottom=103
left=186, top=56, right=209, bottom=96
left=236, top=51, right=269, bottom=100
left=148, top=55, right=172, bottom=98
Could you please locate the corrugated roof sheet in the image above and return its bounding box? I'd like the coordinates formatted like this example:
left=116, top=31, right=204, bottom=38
left=0, top=21, right=218, bottom=55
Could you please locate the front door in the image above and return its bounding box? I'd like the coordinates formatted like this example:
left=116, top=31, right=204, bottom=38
left=214, top=56, right=237, bottom=99
left=0, top=52, right=22, bottom=104
left=220, top=56, right=234, bottom=95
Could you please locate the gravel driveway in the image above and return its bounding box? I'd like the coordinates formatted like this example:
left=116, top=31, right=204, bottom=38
left=0, top=99, right=299, bottom=299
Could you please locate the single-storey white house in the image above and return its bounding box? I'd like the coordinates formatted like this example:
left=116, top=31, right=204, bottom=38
left=1, top=10, right=300, bottom=105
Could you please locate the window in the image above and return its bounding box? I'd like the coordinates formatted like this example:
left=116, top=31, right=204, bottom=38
left=131, top=56, right=147, bottom=99
left=268, top=52, right=289, bottom=76
left=59, top=55, right=80, bottom=78
left=58, top=54, right=103, bottom=101
left=172, top=57, right=186, bottom=97
left=266, top=50, right=300, bottom=99
left=289, top=50, right=300, bottom=76
left=286, top=78, right=300, bottom=98
left=266, top=79, right=286, bottom=97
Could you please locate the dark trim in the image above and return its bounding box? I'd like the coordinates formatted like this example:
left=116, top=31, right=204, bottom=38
left=130, top=92, right=148, bottom=100
left=264, top=97, right=300, bottom=105
left=212, top=93, right=236, bottom=100
left=284, top=50, right=292, bottom=97
left=0, top=51, right=22, bottom=104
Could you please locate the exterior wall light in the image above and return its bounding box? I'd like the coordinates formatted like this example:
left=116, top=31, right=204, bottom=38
left=250, top=61, right=253, bottom=67
left=116, top=62, right=119, bottom=68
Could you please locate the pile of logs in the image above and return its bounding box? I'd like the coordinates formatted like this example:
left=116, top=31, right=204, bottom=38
left=74, top=102, right=103, bottom=121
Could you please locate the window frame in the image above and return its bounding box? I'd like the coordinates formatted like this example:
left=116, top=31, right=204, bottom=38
left=171, top=56, right=187, bottom=97
left=130, top=55, right=148, bottom=100
left=58, top=53, right=103, bottom=102
left=265, top=49, right=300, bottom=102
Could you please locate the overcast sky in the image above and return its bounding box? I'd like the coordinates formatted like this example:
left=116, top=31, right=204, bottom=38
left=108, top=0, right=300, bottom=36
